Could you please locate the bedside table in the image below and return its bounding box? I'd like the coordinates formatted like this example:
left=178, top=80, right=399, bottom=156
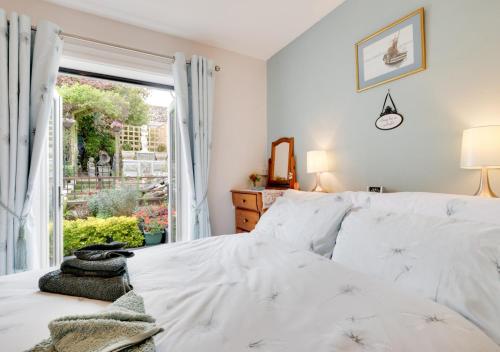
left=230, top=189, right=285, bottom=233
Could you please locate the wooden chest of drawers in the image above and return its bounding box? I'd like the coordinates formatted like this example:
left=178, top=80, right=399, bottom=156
left=231, top=190, right=264, bottom=233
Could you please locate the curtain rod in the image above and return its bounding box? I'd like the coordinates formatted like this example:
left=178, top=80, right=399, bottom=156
left=27, top=24, right=221, bottom=72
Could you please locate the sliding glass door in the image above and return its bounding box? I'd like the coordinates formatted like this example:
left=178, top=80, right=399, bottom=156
left=56, top=71, right=176, bottom=253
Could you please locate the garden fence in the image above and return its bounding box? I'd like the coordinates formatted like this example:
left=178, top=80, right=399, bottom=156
left=63, top=175, right=168, bottom=204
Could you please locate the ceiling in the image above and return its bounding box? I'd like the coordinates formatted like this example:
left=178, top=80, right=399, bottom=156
left=45, top=0, right=345, bottom=60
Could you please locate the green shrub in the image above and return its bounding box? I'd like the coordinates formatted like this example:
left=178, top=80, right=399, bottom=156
left=156, top=143, right=167, bottom=152
left=63, top=216, right=143, bottom=256
left=88, top=188, right=139, bottom=218
left=122, top=142, right=133, bottom=151
left=63, top=165, right=75, bottom=177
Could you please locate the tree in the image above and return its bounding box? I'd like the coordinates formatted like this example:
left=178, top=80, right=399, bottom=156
left=57, top=76, right=150, bottom=126
left=113, top=85, right=150, bottom=126
left=58, top=83, right=125, bottom=122
left=76, top=113, right=115, bottom=170
left=57, top=77, right=151, bottom=172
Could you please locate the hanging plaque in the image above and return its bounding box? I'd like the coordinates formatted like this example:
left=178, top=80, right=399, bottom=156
left=375, top=90, right=404, bottom=130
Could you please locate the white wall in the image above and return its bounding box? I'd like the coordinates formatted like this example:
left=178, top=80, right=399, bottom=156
left=0, top=0, right=267, bottom=235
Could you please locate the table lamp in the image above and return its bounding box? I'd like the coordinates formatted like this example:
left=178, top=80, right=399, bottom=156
left=461, top=126, right=500, bottom=197
left=307, top=150, right=330, bottom=192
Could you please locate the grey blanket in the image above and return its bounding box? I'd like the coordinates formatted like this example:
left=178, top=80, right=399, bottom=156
left=28, top=291, right=163, bottom=352
left=60, top=257, right=127, bottom=277
left=39, top=270, right=133, bottom=302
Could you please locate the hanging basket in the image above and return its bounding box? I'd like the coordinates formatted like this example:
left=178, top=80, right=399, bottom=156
left=111, top=120, right=124, bottom=133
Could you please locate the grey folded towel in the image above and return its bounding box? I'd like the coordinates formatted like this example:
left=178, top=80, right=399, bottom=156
left=74, top=242, right=135, bottom=260
left=78, top=242, right=127, bottom=251
left=75, top=249, right=135, bottom=260
left=61, top=257, right=128, bottom=277
left=39, top=269, right=133, bottom=302
left=28, top=291, right=163, bottom=352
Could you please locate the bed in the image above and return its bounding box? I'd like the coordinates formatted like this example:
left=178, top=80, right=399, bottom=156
left=1, top=191, right=499, bottom=351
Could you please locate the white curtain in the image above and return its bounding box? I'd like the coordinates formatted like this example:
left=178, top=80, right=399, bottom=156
left=0, top=11, right=63, bottom=275
left=172, top=53, right=214, bottom=241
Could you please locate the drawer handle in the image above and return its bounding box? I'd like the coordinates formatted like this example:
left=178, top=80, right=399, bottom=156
left=243, top=218, right=249, bottom=223
left=242, top=199, right=246, bottom=203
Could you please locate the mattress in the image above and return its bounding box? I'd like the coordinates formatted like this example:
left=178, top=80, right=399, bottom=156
left=0, top=233, right=498, bottom=351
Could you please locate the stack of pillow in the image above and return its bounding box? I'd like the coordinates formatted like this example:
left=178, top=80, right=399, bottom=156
left=39, top=242, right=134, bottom=301
left=258, top=189, right=500, bottom=345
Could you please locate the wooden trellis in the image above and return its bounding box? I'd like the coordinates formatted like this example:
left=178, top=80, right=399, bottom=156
left=120, top=125, right=142, bottom=151
left=120, top=124, right=167, bottom=152
left=148, top=125, right=167, bottom=152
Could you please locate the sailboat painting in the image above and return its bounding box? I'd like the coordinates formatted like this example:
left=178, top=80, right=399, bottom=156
left=383, top=32, right=408, bottom=66
left=363, top=25, right=414, bottom=81
left=356, top=8, right=426, bottom=92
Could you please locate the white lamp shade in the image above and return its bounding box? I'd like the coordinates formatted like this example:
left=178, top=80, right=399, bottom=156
left=461, top=126, right=500, bottom=169
left=307, top=150, right=330, bottom=173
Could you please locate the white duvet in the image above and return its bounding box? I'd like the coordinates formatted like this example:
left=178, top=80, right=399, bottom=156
left=0, top=234, right=498, bottom=351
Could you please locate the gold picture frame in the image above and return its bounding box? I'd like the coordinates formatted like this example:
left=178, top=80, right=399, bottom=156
left=355, top=8, right=426, bottom=92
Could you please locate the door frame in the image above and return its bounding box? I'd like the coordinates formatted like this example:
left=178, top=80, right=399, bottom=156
left=51, top=92, right=64, bottom=265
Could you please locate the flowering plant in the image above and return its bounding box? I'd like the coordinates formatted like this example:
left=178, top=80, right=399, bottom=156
left=249, top=173, right=261, bottom=187
left=110, top=120, right=124, bottom=132
left=134, top=205, right=168, bottom=234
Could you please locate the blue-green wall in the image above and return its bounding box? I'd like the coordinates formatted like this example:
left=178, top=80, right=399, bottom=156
left=267, top=0, right=500, bottom=193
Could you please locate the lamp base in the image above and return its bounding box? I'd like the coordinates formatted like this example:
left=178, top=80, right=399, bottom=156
left=474, top=168, right=497, bottom=198
left=311, top=173, right=326, bottom=192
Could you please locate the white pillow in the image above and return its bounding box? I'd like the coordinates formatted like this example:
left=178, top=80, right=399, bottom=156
left=434, top=195, right=500, bottom=225
left=283, top=189, right=363, bottom=203
left=333, top=208, right=500, bottom=344
left=253, top=197, right=292, bottom=235
left=282, top=190, right=377, bottom=212
left=254, top=196, right=351, bottom=258
left=283, top=189, right=331, bottom=200
left=339, top=191, right=500, bottom=225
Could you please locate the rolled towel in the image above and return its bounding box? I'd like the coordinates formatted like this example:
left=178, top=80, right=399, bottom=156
left=61, top=257, right=127, bottom=277
left=28, top=291, right=163, bottom=352
left=74, top=249, right=135, bottom=261
left=39, top=270, right=133, bottom=302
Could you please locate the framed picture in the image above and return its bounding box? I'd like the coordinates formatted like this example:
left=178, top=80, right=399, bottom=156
left=356, top=8, right=426, bottom=92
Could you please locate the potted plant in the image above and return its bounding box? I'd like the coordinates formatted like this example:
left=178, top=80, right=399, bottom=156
left=134, top=206, right=168, bottom=246
left=249, top=173, right=262, bottom=189
left=155, top=143, right=168, bottom=160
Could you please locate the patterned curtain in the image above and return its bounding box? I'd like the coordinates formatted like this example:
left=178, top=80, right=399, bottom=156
left=172, top=53, right=215, bottom=241
left=0, top=10, right=63, bottom=274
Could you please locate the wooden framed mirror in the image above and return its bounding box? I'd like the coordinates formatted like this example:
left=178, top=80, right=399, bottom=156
left=267, top=137, right=296, bottom=188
